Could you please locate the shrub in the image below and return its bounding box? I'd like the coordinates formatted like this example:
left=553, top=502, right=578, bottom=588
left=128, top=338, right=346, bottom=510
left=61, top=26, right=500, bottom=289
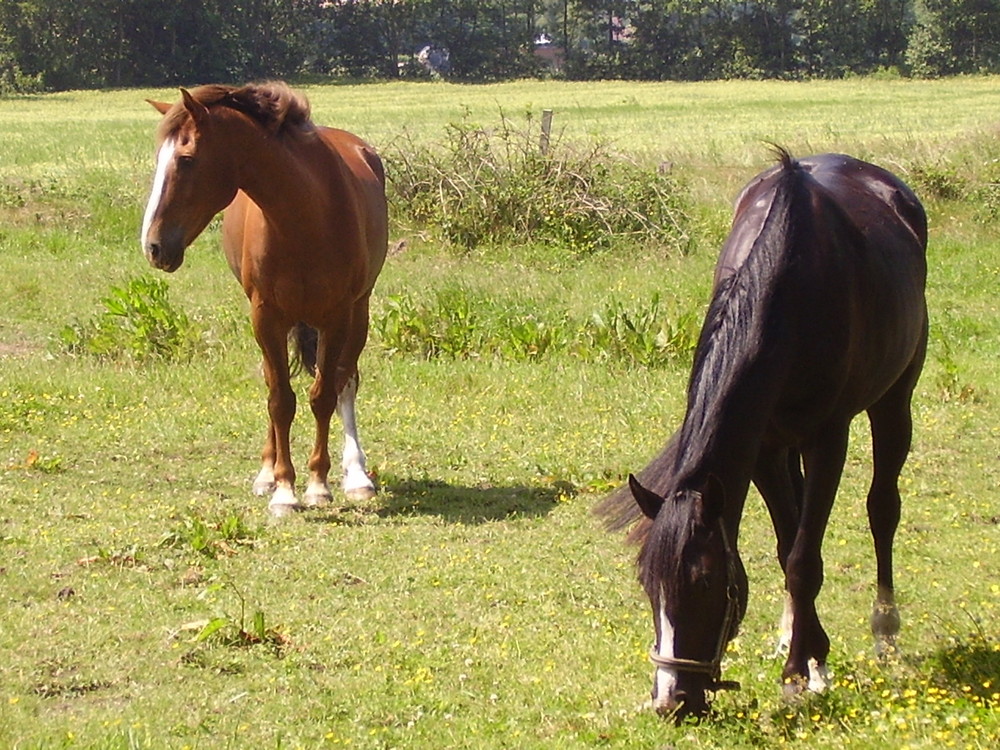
left=59, top=276, right=201, bottom=362
left=386, top=111, right=692, bottom=255
left=907, top=162, right=967, bottom=201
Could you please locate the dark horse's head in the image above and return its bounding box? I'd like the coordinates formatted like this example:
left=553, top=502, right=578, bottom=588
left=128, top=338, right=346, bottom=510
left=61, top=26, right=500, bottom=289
left=627, top=474, right=747, bottom=719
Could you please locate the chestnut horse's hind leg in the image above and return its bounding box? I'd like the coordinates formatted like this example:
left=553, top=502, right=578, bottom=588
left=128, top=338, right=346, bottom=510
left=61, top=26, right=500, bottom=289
left=303, top=319, right=347, bottom=508
left=252, top=423, right=277, bottom=496
left=251, top=304, right=300, bottom=516
left=303, top=298, right=376, bottom=507
left=336, top=373, right=376, bottom=500
left=865, top=347, right=924, bottom=657
left=326, top=293, right=376, bottom=502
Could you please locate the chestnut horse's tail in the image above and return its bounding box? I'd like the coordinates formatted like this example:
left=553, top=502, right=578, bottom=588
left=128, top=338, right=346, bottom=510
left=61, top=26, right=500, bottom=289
left=289, top=323, right=318, bottom=377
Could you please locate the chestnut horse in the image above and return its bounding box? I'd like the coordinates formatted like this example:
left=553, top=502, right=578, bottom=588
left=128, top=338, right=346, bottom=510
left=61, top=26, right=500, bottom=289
left=141, top=83, right=388, bottom=516
left=599, top=150, right=927, bottom=718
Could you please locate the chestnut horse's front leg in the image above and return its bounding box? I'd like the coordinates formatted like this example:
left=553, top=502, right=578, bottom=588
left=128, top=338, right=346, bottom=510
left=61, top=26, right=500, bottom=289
left=251, top=302, right=299, bottom=516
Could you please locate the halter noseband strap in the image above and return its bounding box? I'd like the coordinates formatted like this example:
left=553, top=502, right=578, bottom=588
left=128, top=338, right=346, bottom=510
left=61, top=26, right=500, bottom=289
left=649, top=517, right=742, bottom=692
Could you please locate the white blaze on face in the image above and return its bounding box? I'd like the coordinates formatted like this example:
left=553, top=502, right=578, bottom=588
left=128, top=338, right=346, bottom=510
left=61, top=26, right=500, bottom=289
left=141, top=138, right=176, bottom=252
left=654, top=596, right=678, bottom=703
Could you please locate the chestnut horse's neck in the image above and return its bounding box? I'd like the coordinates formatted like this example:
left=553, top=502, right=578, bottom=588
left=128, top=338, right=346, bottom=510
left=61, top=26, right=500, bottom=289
left=211, top=109, right=341, bottom=231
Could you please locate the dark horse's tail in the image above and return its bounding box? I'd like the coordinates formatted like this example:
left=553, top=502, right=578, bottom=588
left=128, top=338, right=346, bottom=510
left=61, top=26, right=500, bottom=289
left=289, top=323, right=318, bottom=377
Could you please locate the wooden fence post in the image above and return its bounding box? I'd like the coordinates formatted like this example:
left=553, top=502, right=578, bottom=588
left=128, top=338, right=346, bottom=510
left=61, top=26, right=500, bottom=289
left=539, top=109, right=553, bottom=155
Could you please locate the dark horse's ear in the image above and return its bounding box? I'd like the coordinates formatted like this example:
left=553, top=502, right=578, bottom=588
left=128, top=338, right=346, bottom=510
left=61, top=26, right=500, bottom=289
left=628, top=474, right=664, bottom=520
left=180, top=88, right=209, bottom=124
left=146, top=99, right=172, bottom=115
left=696, top=474, right=726, bottom=523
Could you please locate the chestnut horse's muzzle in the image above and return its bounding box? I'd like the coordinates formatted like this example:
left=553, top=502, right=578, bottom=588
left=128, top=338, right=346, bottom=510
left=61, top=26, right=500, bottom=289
left=143, top=229, right=186, bottom=272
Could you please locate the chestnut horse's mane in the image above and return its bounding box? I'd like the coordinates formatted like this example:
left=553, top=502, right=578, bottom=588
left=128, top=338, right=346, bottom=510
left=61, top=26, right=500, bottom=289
left=156, top=81, right=314, bottom=143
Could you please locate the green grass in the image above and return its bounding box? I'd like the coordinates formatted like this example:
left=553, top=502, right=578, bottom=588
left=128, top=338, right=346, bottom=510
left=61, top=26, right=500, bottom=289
left=2, top=78, right=1000, bottom=749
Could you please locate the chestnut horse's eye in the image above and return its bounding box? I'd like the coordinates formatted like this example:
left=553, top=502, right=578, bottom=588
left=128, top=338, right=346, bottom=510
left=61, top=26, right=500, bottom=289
left=176, top=154, right=195, bottom=169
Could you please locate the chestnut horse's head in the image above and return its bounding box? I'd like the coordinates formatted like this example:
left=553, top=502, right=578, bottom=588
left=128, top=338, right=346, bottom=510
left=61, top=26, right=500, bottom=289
left=141, top=89, right=240, bottom=272
left=628, top=475, right=746, bottom=719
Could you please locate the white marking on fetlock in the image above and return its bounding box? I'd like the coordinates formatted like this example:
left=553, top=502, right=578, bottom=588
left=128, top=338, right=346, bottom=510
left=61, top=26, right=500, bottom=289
left=304, top=480, right=333, bottom=508
left=252, top=464, right=276, bottom=496
left=774, top=593, right=794, bottom=656
left=268, top=485, right=300, bottom=516
left=806, top=658, right=831, bottom=693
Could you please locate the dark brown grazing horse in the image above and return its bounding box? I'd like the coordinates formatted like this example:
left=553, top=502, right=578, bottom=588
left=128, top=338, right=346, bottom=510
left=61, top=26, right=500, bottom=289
left=141, top=82, right=388, bottom=516
left=598, top=150, right=927, bottom=718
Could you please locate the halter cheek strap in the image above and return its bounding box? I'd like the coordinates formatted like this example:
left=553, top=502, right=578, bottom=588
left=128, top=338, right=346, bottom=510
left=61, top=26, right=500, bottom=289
left=649, top=518, right=742, bottom=693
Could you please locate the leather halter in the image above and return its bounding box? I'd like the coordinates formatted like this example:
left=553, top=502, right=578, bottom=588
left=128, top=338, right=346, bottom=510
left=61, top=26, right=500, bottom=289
left=649, top=517, right=742, bottom=692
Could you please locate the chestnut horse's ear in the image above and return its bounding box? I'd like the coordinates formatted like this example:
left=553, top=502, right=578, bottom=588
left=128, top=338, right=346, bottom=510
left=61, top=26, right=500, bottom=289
left=180, top=88, right=209, bottom=124
left=146, top=99, right=172, bottom=115
left=628, top=474, right=664, bottom=520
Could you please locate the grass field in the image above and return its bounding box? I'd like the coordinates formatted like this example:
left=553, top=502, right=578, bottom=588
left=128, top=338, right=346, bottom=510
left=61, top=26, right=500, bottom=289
left=1, top=78, right=1000, bottom=749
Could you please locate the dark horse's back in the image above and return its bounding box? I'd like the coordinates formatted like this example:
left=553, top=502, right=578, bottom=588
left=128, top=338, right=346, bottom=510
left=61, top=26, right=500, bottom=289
left=713, top=150, right=928, bottom=444
left=600, top=150, right=927, bottom=529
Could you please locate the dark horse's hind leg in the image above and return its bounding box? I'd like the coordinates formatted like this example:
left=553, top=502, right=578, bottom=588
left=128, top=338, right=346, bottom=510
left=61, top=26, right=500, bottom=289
left=865, top=347, right=924, bottom=656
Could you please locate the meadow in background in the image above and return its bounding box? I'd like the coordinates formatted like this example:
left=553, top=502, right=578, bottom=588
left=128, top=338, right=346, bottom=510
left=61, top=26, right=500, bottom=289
left=1, top=77, right=999, bottom=748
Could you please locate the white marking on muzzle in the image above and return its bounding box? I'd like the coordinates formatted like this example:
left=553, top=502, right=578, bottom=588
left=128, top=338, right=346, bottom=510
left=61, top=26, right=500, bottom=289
left=141, top=138, right=176, bottom=252
left=654, top=598, right=678, bottom=707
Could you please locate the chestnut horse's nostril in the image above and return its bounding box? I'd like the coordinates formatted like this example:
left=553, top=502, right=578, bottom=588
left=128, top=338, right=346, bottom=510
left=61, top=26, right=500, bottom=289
left=146, top=242, right=160, bottom=260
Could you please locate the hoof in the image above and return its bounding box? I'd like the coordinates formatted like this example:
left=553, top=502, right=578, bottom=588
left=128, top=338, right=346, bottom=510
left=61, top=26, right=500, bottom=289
left=304, top=485, right=333, bottom=509
left=344, top=485, right=377, bottom=502
left=874, top=634, right=898, bottom=660
left=268, top=501, right=302, bottom=518
left=782, top=676, right=808, bottom=700
left=343, top=465, right=376, bottom=502
left=267, top=485, right=300, bottom=517
left=252, top=466, right=277, bottom=497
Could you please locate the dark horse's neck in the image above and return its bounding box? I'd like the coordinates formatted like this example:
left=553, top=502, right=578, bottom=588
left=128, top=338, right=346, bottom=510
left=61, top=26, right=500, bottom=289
left=598, top=162, right=806, bottom=538
left=671, top=165, right=805, bottom=524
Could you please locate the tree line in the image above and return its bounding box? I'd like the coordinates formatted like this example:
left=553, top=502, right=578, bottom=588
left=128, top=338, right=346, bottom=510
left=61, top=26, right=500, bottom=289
left=2, top=0, right=999, bottom=94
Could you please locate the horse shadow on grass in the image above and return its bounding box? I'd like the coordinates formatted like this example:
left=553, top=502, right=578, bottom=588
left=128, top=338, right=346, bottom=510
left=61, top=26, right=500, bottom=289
left=306, top=476, right=573, bottom=525
left=917, top=632, right=1000, bottom=702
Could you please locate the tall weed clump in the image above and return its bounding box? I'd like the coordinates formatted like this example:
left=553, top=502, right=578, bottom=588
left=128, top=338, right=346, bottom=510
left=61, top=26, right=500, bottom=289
left=60, top=276, right=202, bottom=362
left=371, top=285, right=699, bottom=367
left=387, top=112, right=692, bottom=255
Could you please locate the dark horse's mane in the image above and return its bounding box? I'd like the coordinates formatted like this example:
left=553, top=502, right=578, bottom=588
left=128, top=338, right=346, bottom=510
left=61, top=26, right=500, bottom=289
left=596, top=149, right=808, bottom=579
left=156, top=82, right=314, bottom=144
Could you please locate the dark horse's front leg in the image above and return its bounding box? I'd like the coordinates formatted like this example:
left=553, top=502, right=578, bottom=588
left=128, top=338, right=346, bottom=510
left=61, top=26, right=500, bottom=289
left=783, top=423, right=850, bottom=694
left=753, top=446, right=803, bottom=655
